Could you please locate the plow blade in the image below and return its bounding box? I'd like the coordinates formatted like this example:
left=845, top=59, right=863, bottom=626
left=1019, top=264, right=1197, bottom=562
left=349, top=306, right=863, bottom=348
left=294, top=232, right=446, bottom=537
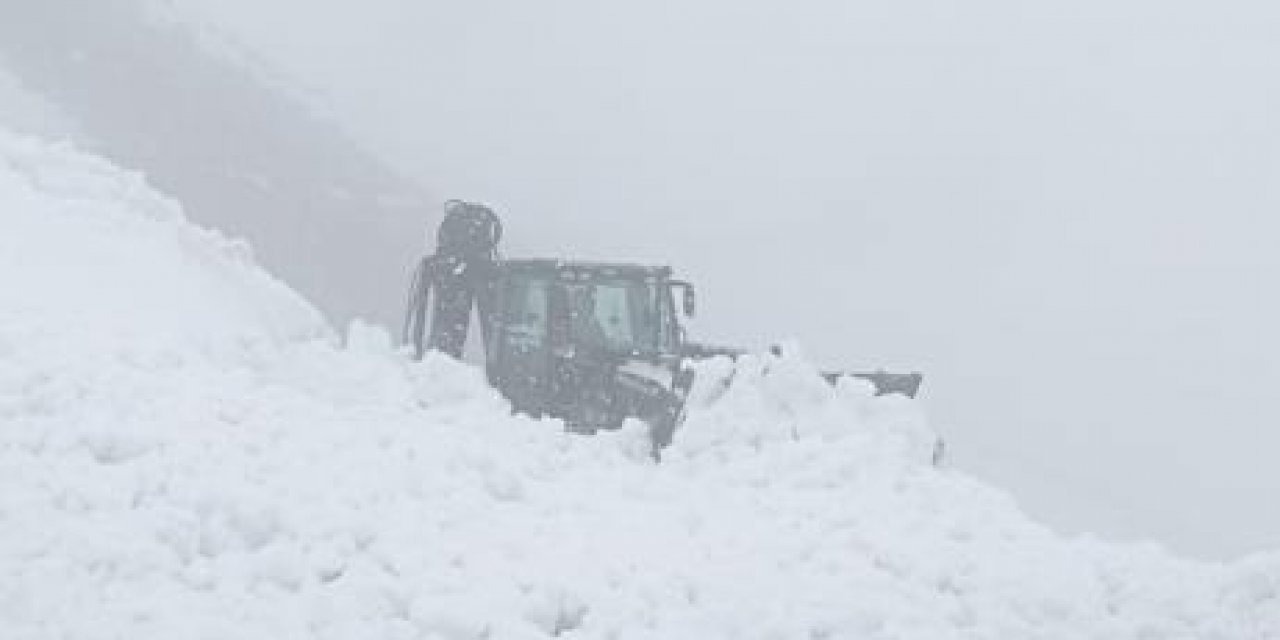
left=823, top=371, right=924, bottom=399
left=684, top=343, right=925, bottom=400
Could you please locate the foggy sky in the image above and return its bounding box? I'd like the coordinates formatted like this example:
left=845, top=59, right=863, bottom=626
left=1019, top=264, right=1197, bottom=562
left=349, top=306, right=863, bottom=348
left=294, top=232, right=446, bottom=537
left=7, top=0, right=1279, bottom=558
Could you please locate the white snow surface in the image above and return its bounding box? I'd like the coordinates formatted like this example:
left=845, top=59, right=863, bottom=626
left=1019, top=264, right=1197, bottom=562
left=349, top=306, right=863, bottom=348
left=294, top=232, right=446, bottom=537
left=1, top=129, right=1278, bottom=639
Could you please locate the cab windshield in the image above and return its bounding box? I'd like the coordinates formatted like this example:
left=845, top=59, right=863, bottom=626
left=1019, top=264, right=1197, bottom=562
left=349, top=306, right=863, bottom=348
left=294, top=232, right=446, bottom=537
left=564, top=280, right=666, bottom=354
left=499, top=273, right=677, bottom=355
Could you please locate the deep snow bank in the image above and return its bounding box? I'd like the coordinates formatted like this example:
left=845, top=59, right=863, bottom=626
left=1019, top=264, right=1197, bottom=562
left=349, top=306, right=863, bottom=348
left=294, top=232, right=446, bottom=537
left=1, top=130, right=1278, bottom=639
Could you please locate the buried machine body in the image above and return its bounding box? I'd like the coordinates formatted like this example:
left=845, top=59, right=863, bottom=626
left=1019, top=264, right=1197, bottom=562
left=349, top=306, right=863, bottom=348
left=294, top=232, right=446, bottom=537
left=404, top=201, right=923, bottom=450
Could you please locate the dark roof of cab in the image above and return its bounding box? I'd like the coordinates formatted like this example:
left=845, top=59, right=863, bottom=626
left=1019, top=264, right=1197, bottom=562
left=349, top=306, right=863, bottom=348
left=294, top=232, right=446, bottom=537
left=500, top=258, right=673, bottom=280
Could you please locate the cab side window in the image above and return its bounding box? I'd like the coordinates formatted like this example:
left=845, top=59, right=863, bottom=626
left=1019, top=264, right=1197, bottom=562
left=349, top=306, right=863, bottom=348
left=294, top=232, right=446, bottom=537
left=501, top=277, right=548, bottom=352
left=591, top=284, right=634, bottom=350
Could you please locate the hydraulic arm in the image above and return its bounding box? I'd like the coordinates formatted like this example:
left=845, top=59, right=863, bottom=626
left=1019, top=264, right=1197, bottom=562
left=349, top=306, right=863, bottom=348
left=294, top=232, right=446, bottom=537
left=403, top=201, right=502, bottom=358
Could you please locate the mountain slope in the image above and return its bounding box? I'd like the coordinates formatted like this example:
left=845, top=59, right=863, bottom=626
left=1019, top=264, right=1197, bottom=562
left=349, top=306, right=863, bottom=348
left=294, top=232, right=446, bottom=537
left=0, top=0, right=433, bottom=328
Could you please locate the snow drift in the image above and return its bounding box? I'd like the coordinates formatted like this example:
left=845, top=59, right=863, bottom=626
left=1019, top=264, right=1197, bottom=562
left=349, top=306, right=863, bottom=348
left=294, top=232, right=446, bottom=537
left=1, top=129, right=1278, bottom=639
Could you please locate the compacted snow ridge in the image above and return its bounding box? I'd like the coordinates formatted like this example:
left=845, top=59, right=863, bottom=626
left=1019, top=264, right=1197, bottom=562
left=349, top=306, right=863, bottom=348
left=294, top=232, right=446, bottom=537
left=1, top=129, right=1278, bottom=639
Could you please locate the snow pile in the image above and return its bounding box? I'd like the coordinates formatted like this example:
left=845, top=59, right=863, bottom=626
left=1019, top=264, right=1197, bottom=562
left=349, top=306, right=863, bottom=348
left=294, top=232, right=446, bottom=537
left=1, top=130, right=1279, bottom=639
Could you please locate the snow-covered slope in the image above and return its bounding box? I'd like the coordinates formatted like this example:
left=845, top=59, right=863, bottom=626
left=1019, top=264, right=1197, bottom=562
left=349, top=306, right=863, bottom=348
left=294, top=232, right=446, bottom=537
left=1, top=130, right=1278, bottom=638
left=0, top=1, right=434, bottom=330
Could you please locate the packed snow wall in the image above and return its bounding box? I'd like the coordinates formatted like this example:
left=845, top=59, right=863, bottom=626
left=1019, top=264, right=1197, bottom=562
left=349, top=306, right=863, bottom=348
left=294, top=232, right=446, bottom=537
left=1, top=130, right=1278, bottom=639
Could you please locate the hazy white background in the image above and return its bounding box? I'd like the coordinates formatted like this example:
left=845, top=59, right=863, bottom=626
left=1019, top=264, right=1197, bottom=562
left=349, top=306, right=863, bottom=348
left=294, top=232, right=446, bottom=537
left=6, top=0, right=1278, bottom=559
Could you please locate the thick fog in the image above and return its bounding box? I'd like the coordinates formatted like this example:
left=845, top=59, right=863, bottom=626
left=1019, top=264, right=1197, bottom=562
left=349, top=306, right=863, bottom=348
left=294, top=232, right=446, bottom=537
left=4, top=0, right=1278, bottom=559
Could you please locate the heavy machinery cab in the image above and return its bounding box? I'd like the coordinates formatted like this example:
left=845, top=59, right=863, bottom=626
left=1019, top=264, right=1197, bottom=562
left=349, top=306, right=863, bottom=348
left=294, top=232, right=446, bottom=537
left=491, top=260, right=691, bottom=354
left=486, top=260, right=694, bottom=437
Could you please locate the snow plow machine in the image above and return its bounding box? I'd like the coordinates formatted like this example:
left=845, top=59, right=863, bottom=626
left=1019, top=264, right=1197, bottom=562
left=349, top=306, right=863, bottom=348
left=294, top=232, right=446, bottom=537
left=403, top=201, right=923, bottom=453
